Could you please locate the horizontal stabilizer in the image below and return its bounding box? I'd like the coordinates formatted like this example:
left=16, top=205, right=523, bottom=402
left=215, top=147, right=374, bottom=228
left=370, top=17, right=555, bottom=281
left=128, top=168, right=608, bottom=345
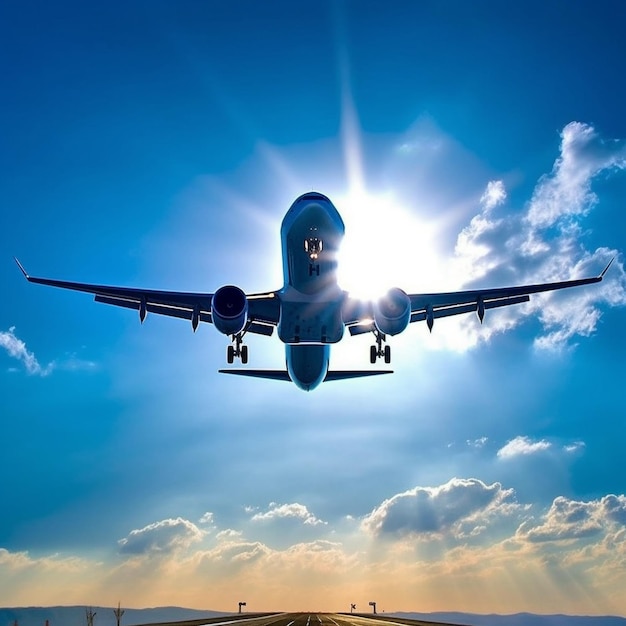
left=219, top=369, right=393, bottom=382
left=324, top=370, right=393, bottom=381
left=219, top=369, right=292, bottom=381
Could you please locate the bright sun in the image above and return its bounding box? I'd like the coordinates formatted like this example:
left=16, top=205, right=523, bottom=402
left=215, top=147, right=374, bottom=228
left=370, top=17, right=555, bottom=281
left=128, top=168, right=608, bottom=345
left=335, top=189, right=440, bottom=301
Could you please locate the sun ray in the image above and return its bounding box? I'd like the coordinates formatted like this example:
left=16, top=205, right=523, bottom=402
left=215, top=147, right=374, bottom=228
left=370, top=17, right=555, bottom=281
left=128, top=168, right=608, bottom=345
left=335, top=190, right=440, bottom=301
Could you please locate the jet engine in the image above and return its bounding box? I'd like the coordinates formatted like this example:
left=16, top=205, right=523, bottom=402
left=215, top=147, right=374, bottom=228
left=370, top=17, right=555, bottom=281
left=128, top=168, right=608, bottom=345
left=373, top=287, right=411, bottom=336
left=211, top=285, right=248, bottom=335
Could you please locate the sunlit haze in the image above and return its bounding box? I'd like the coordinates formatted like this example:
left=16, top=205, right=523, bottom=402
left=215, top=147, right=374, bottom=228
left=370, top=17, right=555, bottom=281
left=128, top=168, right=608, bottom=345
left=2, top=0, right=626, bottom=617
left=336, top=190, right=442, bottom=301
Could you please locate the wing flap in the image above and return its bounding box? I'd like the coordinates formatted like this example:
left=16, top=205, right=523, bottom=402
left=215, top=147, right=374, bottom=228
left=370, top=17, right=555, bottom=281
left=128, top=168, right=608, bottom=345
left=409, top=271, right=607, bottom=312
left=247, top=322, right=275, bottom=336
left=348, top=295, right=531, bottom=333
left=95, top=294, right=210, bottom=322
left=96, top=295, right=275, bottom=335
left=348, top=322, right=375, bottom=337
left=406, top=260, right=613, bottom=326
left=410, top=294, right=530, bottom=323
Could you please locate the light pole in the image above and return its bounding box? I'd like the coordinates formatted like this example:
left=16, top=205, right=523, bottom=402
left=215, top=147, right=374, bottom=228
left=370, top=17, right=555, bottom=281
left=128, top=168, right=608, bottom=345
left=368, top=602, right=377, bottom=615
left=238, top=602, right=246, bottom=614
left=350, top=604, right=356, bottom=614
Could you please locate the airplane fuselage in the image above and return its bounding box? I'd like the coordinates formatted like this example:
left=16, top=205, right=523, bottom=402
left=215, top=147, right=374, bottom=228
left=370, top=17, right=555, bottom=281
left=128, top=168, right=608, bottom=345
left=278, top=192, right=346, bottom=390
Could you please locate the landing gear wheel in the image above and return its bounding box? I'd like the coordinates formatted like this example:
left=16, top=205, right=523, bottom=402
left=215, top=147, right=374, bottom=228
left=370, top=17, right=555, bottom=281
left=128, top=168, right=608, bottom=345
left=227, top=345, right=235, bottom=364
left=384, top=344, right=391, bottom=364
left=369, top=329, right=390, bottom=364
left=241, top=345, right=249, bottom=364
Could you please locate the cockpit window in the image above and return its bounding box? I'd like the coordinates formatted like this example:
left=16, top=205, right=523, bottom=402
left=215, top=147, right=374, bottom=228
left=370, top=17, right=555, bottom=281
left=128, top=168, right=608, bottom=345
left=294, top=191, right=330, bottom=204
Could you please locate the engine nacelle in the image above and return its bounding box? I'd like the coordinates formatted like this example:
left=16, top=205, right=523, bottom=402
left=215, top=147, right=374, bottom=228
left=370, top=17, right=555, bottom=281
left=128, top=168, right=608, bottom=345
left=373, top=287, right=411, bottom=336
left=211, top=285, right=248, bottom=335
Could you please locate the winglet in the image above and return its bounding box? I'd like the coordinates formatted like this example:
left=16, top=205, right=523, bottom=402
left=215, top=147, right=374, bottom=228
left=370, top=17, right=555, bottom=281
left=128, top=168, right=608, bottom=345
left=14, top=257, right=30, bottom=280
left=600, top=257, right=615, bottom=279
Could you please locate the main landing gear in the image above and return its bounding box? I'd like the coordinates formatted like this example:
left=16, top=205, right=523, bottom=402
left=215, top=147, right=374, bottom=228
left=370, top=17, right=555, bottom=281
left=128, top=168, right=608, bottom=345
left=370, top=329, right=391, bottom=364
left=227, top=331, right=249, bottom=364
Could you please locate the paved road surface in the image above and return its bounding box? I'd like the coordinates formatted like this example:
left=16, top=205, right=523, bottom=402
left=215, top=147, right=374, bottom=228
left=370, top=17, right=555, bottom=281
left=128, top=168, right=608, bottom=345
left=154, top=612, right=464, bottom=626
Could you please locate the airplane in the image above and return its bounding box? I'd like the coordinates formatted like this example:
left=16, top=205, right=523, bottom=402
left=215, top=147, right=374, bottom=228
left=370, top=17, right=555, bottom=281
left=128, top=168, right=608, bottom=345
left=15, top=191, right=614, bottom=391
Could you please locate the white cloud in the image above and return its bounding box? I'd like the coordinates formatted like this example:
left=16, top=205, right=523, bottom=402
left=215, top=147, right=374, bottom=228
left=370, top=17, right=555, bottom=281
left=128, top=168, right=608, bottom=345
left=56, top=353, right=97, bottom=372
left=0, top=548, right=89, bottom=573
left=526, top=122, right=626, bottom=228
left=0, top=327, right=53, bottom=376
left=446, top=122, right=626, bottom=352
left=118, top=518, right=205, bottom=556
left=564, top=441, right=586, bottom=454
left=198, top=512, right=215, bottom=526
left=497, top=436, right=587, bottom=459
left=480, top=180, right=507, bottom=210
left=207, top=539, right=270, bottom=564
left=517, top=494, right=626, bottom=543
left=467, top=436, right=488, bottom=449
left=250, top=502, right=326, bottom=526
left=216, top=529, right=242, bottom=541
left=362, top=477, right=519, bottom=539
left=1, top=327, right=96, bottom=375
left=497, top=436, right=552, bottom=459
left=602, top=494, right=626, bottom=525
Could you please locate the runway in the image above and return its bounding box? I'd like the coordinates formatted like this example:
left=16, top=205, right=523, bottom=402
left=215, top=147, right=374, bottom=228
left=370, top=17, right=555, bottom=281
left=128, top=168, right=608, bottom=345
left=143, top=611, right=464, bottom=626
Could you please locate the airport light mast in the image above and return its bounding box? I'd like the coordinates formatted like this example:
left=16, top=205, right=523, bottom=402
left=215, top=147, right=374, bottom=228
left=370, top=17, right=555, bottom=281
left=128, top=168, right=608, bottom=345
left=369, top=602, right=377, bottom=615
left=350, top=604, right=356, bottom=614
left=238, top=602, right=246, bottom=614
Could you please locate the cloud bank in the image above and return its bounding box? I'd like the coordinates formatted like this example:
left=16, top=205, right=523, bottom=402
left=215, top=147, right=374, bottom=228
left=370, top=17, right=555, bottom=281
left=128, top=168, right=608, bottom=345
left=4, top=480, right=626, bottom=613
left=362, top=477, right=520, bottom=539
left=449, top=122, right=626, bottom=351
left=118, top=518, right=205, bottom=556
left=518, top=494, right=626, bottom=543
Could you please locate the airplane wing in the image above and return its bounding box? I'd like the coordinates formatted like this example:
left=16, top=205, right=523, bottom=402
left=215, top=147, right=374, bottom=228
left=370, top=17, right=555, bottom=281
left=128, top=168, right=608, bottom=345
left=346, top=258, right=614, bottom=334
left=14, top=258, right=280, bottom=334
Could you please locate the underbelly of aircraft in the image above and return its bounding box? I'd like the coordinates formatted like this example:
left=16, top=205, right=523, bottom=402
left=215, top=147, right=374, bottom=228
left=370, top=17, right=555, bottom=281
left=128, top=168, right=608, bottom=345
left=277, top=299, right=344, bottom=344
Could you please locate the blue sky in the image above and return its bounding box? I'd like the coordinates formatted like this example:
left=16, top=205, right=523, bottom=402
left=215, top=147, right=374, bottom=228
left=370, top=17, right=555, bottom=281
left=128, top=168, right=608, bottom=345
left=2, top=0, right=626, bottom=615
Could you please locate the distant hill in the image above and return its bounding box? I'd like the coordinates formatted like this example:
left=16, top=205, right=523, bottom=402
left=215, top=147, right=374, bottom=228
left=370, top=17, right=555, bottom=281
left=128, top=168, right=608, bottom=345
left=389, top=611, right=626, bottom=626
left=0, top=606, right=229, bottom=626
left=2, top=607, right=626, bottom=626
